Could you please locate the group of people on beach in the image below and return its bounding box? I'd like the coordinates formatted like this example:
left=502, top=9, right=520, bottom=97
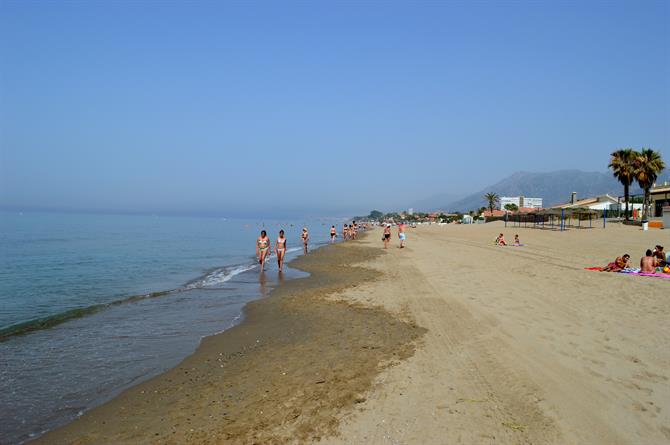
left=495, top=233, right=521, bottom=246
left=255, top=227, right=310, bottom=272
left=256, top=222, right=366, bottom=272
left=334, top=221, right=359, bottom=242
left=603, top=245, right=668, bottom=274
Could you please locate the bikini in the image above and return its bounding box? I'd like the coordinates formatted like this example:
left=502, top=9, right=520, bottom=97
left=258, top=238, right=269, bottom=252
left=276, top=237, right=286, bottom=253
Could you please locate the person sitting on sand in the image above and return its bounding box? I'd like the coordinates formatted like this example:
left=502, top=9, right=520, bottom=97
left=496, top=233, right=507, bottom=246
left=602, top=254, right=630, bottom=272
left=275, top=230, right=287, bottom=271
left=641, top=249, right=657, bottom=273
left=256, top=230, right=271, bottom=272
left=653, top=245, right=667, bottom=267
left=513, top=234, right=521, bottom=246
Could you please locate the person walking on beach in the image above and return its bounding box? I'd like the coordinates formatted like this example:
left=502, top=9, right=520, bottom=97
left=256, top=230, right=271, bottom=272
left=330, top=225, right=337, bottom=243
left=343, top=223, right=349, bottom=241
left=398, top=221, right=406, bottom=248
left=301, top=227, right=309, bottom=254
left=383, top=224, right=391, bottom=249
left=275, top=229, right=287, bottom=271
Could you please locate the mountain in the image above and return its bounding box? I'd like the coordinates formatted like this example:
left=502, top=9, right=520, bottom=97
left=442, top=169, right=669, bottom=212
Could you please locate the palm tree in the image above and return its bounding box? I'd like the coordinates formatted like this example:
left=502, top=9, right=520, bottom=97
left=484, top=192, right=500, bottom=216
left=634, top=148, right=666, bottom=220
left=608, top=148, right=638, bottom=220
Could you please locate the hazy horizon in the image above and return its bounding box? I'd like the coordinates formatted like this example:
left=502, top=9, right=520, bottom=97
left=1, top=2, right=668, bottom=217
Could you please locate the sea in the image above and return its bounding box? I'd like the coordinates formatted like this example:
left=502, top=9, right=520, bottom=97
left=0, top=211, right=346, bottom=444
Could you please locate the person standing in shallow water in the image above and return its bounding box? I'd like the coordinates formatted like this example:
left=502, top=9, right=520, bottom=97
left=275, top=230, right=287, bottom=271
left=257, top=230, right=271, bottom=272
left=330, top=225, right=337, bottom=243
left=301, top=227, right=309, bottom=254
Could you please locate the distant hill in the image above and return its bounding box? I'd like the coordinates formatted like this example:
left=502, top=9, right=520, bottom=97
left=442, top=169, right=669, bottom=212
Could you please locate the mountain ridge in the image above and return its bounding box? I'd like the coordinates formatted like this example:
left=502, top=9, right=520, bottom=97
left=441, top=169, right=669, bottom=212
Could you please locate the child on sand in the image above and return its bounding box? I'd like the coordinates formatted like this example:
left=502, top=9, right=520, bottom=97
left=513, top=234, right=521, bottom=246
left=495, top=233, right=507, bottom=246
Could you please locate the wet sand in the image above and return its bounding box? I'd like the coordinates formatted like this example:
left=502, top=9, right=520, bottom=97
left=32, top=223, right=670, bottom=445
left=31, top=235, right=424, bottom=444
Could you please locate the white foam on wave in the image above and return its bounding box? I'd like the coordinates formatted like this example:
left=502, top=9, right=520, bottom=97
left=186, top=263, right=258, bottom=289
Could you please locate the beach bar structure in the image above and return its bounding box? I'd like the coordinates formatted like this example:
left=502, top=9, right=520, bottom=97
left=505, top=208, right=603, bottom=231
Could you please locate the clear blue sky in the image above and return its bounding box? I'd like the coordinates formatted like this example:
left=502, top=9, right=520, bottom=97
left=1, top=1, right=668, bottom=216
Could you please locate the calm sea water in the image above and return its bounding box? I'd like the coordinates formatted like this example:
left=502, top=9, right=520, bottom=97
left=0, top=211, right=344, bottom=444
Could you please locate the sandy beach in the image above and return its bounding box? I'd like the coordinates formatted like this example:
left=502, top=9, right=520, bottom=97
left=32, top=223, right=669, bottom=445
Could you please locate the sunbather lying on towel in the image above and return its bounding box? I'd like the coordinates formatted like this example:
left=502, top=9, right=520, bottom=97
left=602, top=254, right=630, bottom=272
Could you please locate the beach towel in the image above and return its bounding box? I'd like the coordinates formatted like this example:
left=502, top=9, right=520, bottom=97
left=584, top=267, right=670, bottom=278
left=635, top=272, right=670, bottom=278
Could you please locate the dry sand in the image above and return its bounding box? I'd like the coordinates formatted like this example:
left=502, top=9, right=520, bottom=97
left=32, top=223, right=669, bottom=444
left=321, top=222, right=669, bottom=445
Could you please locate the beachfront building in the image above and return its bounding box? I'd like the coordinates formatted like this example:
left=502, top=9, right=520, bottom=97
left=550, top=193, right=619, bottom=211
left=651, top=182, right=670, bottom=218
left=499, top=196, right=543, bottom=210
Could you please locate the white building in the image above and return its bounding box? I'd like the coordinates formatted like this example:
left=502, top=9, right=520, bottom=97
left=407, top=208, right=414, bottom=216
left=551, top=193, right=623, bottom=211
left=500, top=196, right=543, bottom=209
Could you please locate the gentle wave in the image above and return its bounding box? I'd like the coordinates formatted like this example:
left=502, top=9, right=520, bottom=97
left=185, top=263, right=258, bottom=289
left=0, top=260, right=261, bottom=342
left=1, top=242, right=326, bottom=342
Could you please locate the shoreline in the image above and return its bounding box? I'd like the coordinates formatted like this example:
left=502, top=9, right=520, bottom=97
left=30, top=232, right=425, bottom=444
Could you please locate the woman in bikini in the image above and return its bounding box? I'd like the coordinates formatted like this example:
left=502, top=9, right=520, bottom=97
left=330, top=225, right=337, bottom=243
left=275, top=229, right=287, bottom=271
left=343, top=223, right=349, bottom=241
left=301, top=227, right=309, bottom=254
left=256, top=230, right=271, bottom=272
left=383, top=224, right=391, bottom=249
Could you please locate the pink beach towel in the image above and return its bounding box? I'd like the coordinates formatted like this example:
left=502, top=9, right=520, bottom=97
left=632, top=272, right=670, bottom=279
left=584, top=267, right=670, bottom=278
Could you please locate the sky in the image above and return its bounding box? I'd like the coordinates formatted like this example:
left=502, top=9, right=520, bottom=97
left=1, top=1, right=669, bottom=217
